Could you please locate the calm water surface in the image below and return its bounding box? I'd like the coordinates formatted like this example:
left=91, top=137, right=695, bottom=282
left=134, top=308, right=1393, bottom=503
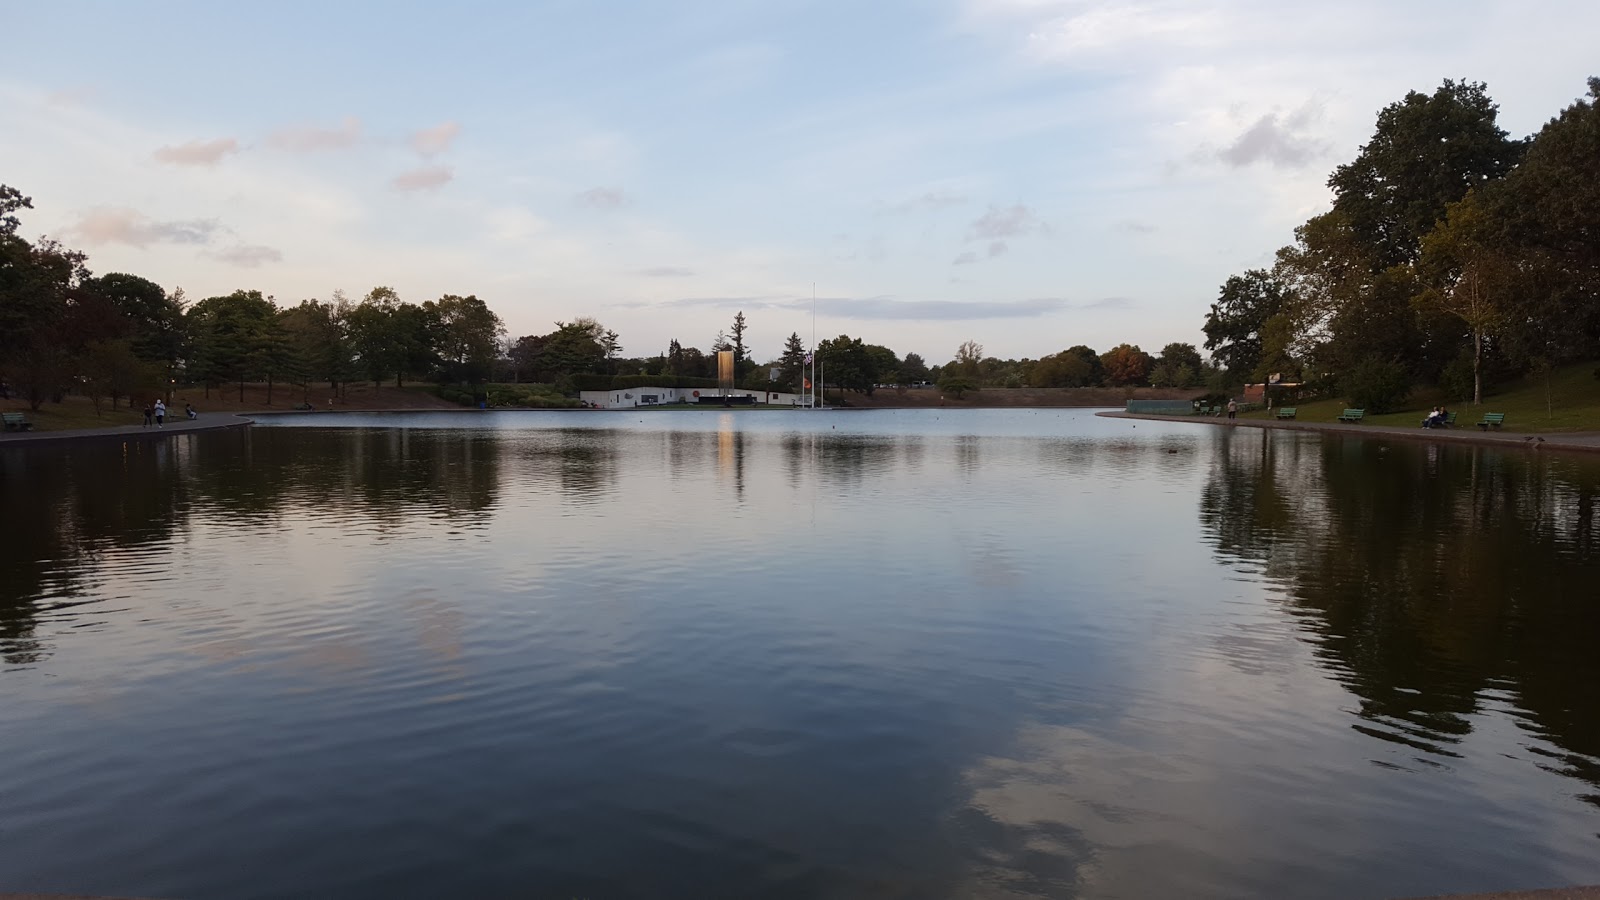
left=2, top=409, right=1598, bottom=899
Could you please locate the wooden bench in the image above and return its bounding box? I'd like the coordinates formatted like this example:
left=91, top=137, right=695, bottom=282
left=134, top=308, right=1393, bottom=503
left=2, top=411, right=33, bottom=432
left=1275, top=407, right=1297, bottom=420
left=1337, top=409, right=1365, bottom=423
left=1478, top=412, right=1506, bottom=431
left=1443, top=411, right=1457, bottom=428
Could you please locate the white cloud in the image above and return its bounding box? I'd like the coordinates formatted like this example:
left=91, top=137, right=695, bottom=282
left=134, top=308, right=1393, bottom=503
left=266, top=116, right=362, bottom=152
left=410, top=121, right=461, bottom=157
left=391, top=165, right=454, bottom=192
left=68, top=207, right=220, bottom=247
left=153, top=138, right=240, bottom=167
left=634, top=266, right=695, bottom=277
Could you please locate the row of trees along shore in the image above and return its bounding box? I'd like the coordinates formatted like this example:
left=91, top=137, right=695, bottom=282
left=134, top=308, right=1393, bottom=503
left=1203, top=77, right=1600, bottom=412
left=2, top=183, right=1208, bottom=411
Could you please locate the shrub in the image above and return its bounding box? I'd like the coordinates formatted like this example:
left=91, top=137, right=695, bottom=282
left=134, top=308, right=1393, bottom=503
left=1439, top=349, right=1476, bottom=402
left=938, top=375, right=979, bottom=399
left=1339, top=357, right=1410, bottom=413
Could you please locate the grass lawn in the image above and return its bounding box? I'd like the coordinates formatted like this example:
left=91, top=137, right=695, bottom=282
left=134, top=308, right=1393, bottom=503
left=1, top=395, right=144, bottom=432
left=1237, top=361, right=1600, bottom=433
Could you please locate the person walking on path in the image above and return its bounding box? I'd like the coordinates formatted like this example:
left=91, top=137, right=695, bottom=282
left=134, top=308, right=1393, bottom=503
left=1226, top=399, right=1238, bottom=420
left=142, top=402, right=154, bottom=428
left=154, top=399, right=166, bottom=427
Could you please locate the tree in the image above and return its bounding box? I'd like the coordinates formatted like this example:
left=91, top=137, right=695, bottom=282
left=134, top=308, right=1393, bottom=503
left=426, top=294, right=504, bottom=385
left=83, top=273, right=185, bottom=385
left=865, top=344, right=898, bottom=387
left=1203, top=270, right=1288, bottom=377
left=954, top=340, right=984, bottom=378
left=1329, top=79, right=1523, bottom=268
left=1099, top=343, right=1154, bottom=386
left=78, top=339, right=152, bottom=415
left=778, top=332, right=808, bottom=392
left=729, top=311, right=749, bottom=378
left=186, top=290, right=280, bottom=401
left=897, top=352, right=929, bottom=384
left=345, top=286, right=403, bottom=388
left=1414, top=190, right=1510, bottom=404
left=1, top=231, right=89, bottom=410
left=816, top=334, right=880, bottom=395
left=1150, top=342, right=1203, bottom=388
left=280, top=297, right=356, bottom=394
left=937, top=373, right=978, bottom=399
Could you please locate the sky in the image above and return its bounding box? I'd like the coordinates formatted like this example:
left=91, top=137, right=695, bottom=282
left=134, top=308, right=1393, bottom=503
left=3, top=0, right=1597, bottom=365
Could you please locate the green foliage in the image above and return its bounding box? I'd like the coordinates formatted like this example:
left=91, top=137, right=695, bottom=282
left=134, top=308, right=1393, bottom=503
left=570, top=374, right=720, bottom=391
left=937, top=374, right=978, bottom=398
left=1339, top=357, right=1411, bottom=413
left=1439, top=348, right=1478, bottom=403
left=1204, top=269, right=1288, bottom=377
left=1329, top=79, right=1523, bottom=268
left=897, top=351, right=929, bottom=384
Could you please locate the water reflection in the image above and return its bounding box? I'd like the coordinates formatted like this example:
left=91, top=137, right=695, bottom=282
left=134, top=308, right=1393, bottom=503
left=1199, top=429, right=1600, bottom=793
left=4, top=412, right=1600, bottom=899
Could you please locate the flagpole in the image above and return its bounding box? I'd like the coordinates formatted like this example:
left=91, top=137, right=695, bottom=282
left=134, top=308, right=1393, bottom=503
left=811, top=283, right=817, bottom=411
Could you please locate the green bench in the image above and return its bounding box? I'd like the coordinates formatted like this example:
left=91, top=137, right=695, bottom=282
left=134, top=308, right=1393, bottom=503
left=1442, top=411, right=1457, bottom=428
left=2, top=411, right=33, bottom=432
left=1478, top=412, right=1506, bottom=431
left=1337, top=409, right=1365, bottom=423
left=1275, top=407, right=1297, bottom=420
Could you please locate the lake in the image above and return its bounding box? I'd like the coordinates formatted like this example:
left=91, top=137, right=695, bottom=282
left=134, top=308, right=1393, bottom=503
left=2, top=409, right=1597, bottom=899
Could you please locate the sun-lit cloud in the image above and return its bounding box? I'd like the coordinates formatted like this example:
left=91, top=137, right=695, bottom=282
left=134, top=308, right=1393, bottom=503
left=410, top=121, right=461, bottom=157
left=68, top=207, right=221, bottom=247
left=575, top=187, right=628, bottom=209
left=266, top=116, right=362, bottom=152
left=153, top=138, right=239, bottom=166
left=206, top=244, right=283, bottom=267
left=391, top=165, right=454, bottom=191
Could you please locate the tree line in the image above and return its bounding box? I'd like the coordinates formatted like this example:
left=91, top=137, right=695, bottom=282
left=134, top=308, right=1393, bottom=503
left=4, top=180, right=1208, bottom=413
left=1202, top=77, right=1600, bottom=411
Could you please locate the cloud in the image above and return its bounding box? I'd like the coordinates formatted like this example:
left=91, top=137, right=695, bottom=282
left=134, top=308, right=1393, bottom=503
left=953, top=251, right=980, bottom=265
left=633, top=266, right=695, bottom=277
left=881, top=190, right=969, bottom=214
left=988, top=240, right=1009, bottom=258
left=653, top=294, right=1083, bottom=321
left=68, top=207, right=220, bottom=247
left=410, top=121, right=461, bottom=157
left=266, top=116, right=362, bottom=152
left=206, top=244, right=283, bottom=267
left=575, top=187, right=627, bottom=209
left=968, top=203, right=1046, bottom=240
left=1116, top=220, right=1157, bottom=233
left=1082, top=296, right=1134, bottom=310
left=153, top=138, right=239, bottom=167
left=1216, top=105, right=1327, bottom=169
left=391, top=165, right=454, bottom=191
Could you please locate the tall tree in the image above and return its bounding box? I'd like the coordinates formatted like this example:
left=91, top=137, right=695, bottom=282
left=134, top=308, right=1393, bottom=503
left=426, top=294, right=504, bottom=384
left=778, top=332, right=807, bottom=392
left=729, top=311, right=749, bottom=378
left=1329, top=79, right=1523, bottom=268
left=1203, top=270, right=1289, bottom=377
left=186, top=290, right=279, bottom=401
left=1414, top=190, right=1509, bottom=404
left=897, top=351, right=929, bottom=384
left=953, top=340, right=984, bottom=378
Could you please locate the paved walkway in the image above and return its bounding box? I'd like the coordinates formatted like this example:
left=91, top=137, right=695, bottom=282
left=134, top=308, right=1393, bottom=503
left=1100, top=410, right=1600, bottom=454
left=0, top=414, right=253, bottom=446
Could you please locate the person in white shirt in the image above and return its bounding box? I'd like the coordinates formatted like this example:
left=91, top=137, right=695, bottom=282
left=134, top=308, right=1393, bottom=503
left=154, top=399, right=166, bottom=427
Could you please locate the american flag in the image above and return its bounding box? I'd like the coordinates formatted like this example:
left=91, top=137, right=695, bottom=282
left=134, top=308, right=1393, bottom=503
left=804, top=352, right=814, bottom=365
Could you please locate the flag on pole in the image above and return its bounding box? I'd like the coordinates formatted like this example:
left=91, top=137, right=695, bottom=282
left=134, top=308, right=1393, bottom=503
left=804, top=352, right=813, bottom=365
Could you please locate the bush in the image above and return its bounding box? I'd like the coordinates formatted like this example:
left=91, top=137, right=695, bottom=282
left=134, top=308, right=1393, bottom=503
left=1339, top=357, right=1410, bottom=413
left=938, top=375, right=979, bottom=399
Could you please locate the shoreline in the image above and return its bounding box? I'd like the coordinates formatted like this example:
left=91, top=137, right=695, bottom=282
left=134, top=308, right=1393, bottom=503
left=1099, top=410, right=1600, bottom=455
left=0, top=413, right=255, bottom=446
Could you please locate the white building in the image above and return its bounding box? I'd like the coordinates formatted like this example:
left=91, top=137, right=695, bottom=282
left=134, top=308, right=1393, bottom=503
left=578, top=386, right=809, bottom=409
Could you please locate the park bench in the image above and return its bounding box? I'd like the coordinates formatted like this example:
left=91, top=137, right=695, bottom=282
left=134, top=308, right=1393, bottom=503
left=1275, top=407, right=1297, bottom=420
left=1337, top=409, right=1366, bottom=423
left=1443, top=412, right=1457, bottom=427
left=2, top=411, right=33, bottom=432
left=1478, top=412, right=1506, bottom=431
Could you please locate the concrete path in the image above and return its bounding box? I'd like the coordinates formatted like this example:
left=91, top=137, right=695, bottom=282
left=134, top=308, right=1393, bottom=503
left=0, top=414, right=253, bottom=446
left=1101, top=410, right=1600, bottom=455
